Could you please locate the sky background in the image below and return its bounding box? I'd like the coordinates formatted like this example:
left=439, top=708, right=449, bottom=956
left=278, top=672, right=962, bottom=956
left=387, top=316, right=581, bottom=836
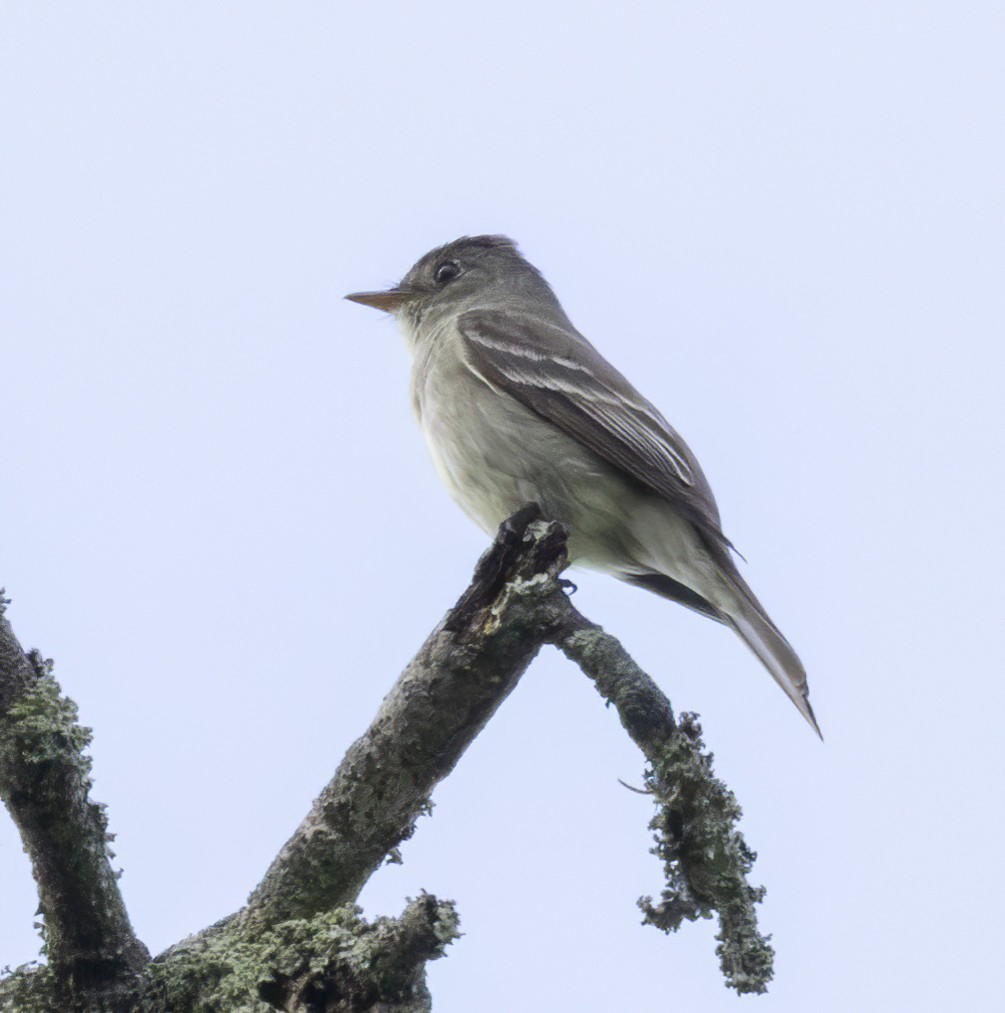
left=2, top=3, right=1003, bottom=1010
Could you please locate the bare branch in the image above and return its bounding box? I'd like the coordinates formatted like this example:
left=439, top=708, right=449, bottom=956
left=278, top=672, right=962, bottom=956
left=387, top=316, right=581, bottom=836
left=546, top=603, right=774, bottom=994
left=1, top=506, right=775, bottom=1006
left=239, top=505, right=570, bottom=929
left=0, top=600, right=149, bottom=1003
left=237, top=503, right=773, bottom=993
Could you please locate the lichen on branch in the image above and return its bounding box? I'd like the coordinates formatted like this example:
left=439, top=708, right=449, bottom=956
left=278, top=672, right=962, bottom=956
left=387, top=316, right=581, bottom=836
left=546, top=604, right=774, bottom=994
left=1, top=506, right=778, bottom=1007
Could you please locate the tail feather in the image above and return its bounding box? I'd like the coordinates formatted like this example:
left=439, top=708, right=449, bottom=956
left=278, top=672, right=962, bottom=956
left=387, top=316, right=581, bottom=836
left=625, top=558, right=821, bottom=737
left=726, top=604, right=822, bottom=739
left=704, top=538, right=821, bottom=738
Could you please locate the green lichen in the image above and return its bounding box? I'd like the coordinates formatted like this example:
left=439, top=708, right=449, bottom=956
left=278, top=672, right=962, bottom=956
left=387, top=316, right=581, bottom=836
left=3, top=899, right=460, bottom=1011
left=6, top=652, right=93, bottom=770
left=0, top=963, right=56, bottom=1013
left=637, top=713, right=774, bottom=995
left=143, top=896, right=459, bottom=1012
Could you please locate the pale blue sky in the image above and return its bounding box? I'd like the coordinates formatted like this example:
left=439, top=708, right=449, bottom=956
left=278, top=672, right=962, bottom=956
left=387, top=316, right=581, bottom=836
left=2, top=3, right=1003, bottom=1010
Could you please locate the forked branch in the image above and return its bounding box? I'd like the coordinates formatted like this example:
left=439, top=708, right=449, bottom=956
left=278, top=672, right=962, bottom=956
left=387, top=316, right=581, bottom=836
left=1, top=506, right=772, bottom=1010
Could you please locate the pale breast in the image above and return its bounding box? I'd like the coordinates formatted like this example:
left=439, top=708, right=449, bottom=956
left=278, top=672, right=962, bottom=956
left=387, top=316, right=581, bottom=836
left=414, top=332, right=548, bottom=533
left=410, top=325, right=637, bottom=563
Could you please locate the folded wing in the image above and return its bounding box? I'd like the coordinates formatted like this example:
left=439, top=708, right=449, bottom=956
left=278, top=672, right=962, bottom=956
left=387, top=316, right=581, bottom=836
left=457, top=308, right=731, bottom=550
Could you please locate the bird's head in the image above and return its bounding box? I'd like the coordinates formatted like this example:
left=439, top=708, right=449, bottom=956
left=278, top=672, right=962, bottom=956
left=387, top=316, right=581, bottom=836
left=346, top=235, right=557, bottom=334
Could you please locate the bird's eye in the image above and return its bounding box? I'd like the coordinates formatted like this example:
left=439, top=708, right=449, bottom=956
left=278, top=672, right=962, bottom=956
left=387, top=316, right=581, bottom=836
left=434, top=261, right=461, bottom=284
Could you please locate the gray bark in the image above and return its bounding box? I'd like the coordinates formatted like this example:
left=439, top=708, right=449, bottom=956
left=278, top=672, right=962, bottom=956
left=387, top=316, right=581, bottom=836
left=547, top=609, right=774, bottom=993
left=238, top=506, right=569, bottom=932
left=0, top=603, right=149, bottom=1007
left=1, top=506, right=773, bottom=1010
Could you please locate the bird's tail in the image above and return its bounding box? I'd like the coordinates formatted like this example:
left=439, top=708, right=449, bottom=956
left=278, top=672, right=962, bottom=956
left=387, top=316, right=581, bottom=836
left=720, top=569, right=821, bottom=739
left=624, top=556, right=821, bottom=737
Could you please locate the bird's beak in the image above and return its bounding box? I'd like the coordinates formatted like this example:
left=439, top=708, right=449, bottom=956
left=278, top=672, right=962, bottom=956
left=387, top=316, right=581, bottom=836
left=344, top=287, right=415, bottom=313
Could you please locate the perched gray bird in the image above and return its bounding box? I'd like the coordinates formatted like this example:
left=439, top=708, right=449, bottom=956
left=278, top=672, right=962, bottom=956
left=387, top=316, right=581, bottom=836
left=347, top=235, right=819, bottom=736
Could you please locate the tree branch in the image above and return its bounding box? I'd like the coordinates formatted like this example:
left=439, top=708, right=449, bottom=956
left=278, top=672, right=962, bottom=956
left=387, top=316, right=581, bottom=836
left=238, top=504, right=570, bottom=929
left=546, top=602, right=774, bottom=994
left=0, top=595, right=149, bottom=1005
left=2, top=505, right=775, bottom=1006
left=143, top=894, right=459, bottom=1013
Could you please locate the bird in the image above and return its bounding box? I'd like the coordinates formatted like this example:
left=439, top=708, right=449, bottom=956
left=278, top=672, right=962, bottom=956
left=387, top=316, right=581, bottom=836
left=346, top=235, right=819, bottom=736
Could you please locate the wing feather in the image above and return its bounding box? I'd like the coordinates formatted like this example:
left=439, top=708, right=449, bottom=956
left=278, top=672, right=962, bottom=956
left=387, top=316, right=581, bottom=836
left=458, top=309, right=732, bottom=548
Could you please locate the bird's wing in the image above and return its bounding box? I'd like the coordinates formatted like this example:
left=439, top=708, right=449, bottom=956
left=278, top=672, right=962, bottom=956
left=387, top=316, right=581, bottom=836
left=457, top=309, right=732, bottom=547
